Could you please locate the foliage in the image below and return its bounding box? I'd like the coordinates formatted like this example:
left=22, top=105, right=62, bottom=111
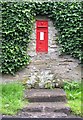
left=63, top=81, right=82, bottom=116
left=44, top=81, right=54, bottom=89
left=1, top=2, right=35, bottom=74
left=1, top=1, right=82, bottom=74
left=0, top=82, right=26, bottom=115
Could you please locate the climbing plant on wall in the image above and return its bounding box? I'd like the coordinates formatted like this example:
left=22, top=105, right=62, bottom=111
left=1, top=1, right=82, bottom=74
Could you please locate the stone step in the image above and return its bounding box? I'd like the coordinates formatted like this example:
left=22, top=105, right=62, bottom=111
left=22, top=102, right=70, bottom=114
left=25, top=89, right=66, bottom=102
left=31, top=59, right=57, bottom=65
left=17, top=112, right=68, bottom=118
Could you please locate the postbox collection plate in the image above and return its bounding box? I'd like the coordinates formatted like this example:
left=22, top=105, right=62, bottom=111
left=36, top=20, right=48, bottom=53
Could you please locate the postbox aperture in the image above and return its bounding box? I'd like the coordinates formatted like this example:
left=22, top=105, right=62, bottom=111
left=36, top=20, right=48, bottom=53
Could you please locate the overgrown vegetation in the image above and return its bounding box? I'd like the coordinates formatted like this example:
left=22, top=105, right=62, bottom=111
left=64, top=81, right=82, bottom=117
left=1, top=1, right=82, bottom=74
left=0, top=83, right=26, bottom=115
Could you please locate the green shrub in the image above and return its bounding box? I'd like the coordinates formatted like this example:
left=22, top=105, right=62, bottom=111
left=1, top=1, right=82, bottom=74
left=1, top=2, right=35, bottom=74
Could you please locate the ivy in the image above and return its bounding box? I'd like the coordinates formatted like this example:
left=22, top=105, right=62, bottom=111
left=1, top=1, right=82, bottom=75
left=1, top=2, right=34, bottom=74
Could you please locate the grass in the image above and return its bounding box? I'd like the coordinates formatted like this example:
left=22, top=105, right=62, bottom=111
left=0, top=82, right=26, bottom=115
left=63, top=81, right=82, bottom=117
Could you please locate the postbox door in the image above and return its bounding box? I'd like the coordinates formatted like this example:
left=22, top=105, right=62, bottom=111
left=36, top=21, right=48, bottom=53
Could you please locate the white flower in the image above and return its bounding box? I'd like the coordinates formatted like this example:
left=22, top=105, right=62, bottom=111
left=57, top=79, right=60, bottom=82
left=56, top=83, right=59, bottom=87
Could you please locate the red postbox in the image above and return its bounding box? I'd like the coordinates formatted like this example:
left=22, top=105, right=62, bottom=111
left=36, top=20, right=48, bottom=53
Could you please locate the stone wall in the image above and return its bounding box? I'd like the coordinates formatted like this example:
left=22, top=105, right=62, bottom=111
left=2, top=17, right=81, bottom=88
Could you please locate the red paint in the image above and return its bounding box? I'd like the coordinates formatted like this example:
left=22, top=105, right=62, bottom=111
left=36, top=20, right=48, bottom=53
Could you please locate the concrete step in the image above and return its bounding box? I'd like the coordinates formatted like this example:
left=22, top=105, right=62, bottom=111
left=25, top=89, right=66, bottom=102
left=17, top=112, right=68, bottom=118
left=22, top=102, right=70, bottom=114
